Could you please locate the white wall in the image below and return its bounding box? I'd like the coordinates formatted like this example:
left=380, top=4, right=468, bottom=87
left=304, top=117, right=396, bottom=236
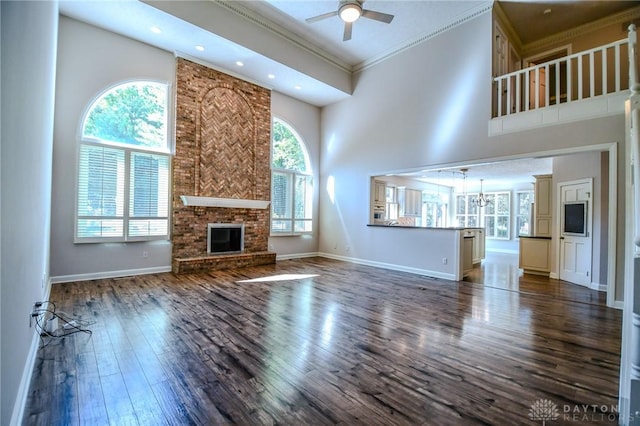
left=269, top=92, right=321, bottom=257
left=318, top=11, right=627, bottom=296
left=50, top=17, right=176, bottom=279
left=1, top=2, right=58, bottom=424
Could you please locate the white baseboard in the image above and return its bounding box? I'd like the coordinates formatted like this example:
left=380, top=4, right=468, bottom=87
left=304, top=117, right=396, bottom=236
left=318, top=252, right=457, bottom=281
left=275, top=252, right=320, bottom=261
left=485, top=248, right=519, bottom=255
left=11, top=278, right=53, bottom=426
left=50, top=266, right=172, bottom=284
left=591, top=282, right=608, bottom=292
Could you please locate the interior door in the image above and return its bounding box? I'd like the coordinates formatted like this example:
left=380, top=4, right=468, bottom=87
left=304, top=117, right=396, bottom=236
left=494, top=23, right=508, bottom=115
left=528, top=65, right=547, bottom=110
left=559, top=179, right=593, bottom=286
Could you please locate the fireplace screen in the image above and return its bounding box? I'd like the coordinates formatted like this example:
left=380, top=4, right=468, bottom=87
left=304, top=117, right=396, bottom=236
left=207, top=223, right=244, bottom=254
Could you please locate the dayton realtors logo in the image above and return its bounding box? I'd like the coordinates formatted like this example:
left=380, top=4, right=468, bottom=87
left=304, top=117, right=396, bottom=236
left=528, top=399, right=620, bottom=424
left=529, top=399, right=560, bottom=425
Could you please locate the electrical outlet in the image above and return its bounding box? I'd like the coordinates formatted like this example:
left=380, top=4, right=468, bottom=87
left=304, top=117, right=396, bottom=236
left=30, top=302, right=43, bottom=328
left=442, top=257, right=448, bottom=265
left=142, top=251, right=149, bottom=258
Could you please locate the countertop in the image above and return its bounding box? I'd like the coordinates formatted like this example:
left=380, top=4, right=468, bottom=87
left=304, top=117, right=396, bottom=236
left=367, top=224, right=484, bottom=230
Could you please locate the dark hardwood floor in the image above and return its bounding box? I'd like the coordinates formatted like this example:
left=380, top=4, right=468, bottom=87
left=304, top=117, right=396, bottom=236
left=24, top=254, right=621, bottom=425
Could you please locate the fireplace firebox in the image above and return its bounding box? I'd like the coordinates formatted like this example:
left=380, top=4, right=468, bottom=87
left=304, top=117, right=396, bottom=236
left=207, top=223, right=244, bottom=254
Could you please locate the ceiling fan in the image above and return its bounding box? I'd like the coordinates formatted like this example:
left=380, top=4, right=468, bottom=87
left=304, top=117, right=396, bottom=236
left=305, top=0, right=395, bottom=41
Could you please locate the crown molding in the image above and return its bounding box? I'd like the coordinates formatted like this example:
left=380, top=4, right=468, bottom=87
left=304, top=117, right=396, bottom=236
left=522, top=6, right=640, bottom=55
left=354, top=2, right=494, bottom=73
left=215, top=0, right=352, bottom=74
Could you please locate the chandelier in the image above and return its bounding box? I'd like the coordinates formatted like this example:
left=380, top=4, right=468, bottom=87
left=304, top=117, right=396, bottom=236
left=474, top=178, right=491, bottom=207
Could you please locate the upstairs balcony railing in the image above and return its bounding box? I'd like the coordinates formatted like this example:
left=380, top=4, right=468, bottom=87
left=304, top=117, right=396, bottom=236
left=493, top=37, right=632, bottom=118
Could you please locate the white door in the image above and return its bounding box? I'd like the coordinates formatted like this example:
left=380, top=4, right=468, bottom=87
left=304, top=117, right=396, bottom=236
left=559, top=179, right=593, bottom=286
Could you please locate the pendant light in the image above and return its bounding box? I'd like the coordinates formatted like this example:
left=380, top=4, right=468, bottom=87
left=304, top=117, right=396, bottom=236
left=475, top=179, right=490, bottom=207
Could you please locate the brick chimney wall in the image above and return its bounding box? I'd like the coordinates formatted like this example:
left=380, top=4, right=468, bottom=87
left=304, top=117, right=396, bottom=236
left=172, top=58, right=272, bottom=269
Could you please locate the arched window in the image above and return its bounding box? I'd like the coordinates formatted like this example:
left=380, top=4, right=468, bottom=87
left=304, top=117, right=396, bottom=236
left=76, top=81, right=171, bottom=242
left=271, top=118, right=312, bottom=234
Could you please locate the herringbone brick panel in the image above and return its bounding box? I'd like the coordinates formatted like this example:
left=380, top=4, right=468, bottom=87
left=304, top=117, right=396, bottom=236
left=199, top=87, right=255, bottom=199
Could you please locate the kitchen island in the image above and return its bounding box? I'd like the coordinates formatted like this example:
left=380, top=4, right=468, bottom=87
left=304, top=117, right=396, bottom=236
left=366, top=225, right=485, bottom=280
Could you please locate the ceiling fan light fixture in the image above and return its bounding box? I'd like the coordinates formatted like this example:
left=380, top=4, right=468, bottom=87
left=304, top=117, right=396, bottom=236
left=339, top=3, right=362, bottom=23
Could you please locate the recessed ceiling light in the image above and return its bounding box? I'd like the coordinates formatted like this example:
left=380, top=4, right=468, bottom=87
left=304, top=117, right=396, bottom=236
left=195, top=45, right=205, bottom=52
left=150, top=26, right=162, bottom=34
left=236, top=61, right=244, bottom=67
left=294, top=85, right=302, bottom=90
left=268, top=74, right=275, bottom=79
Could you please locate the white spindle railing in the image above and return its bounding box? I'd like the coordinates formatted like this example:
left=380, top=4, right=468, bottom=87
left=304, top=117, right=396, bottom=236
left=494, top=38, right=630, bottom=117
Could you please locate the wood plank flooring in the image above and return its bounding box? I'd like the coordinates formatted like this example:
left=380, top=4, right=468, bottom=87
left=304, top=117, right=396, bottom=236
left=23, top=256, right=621, bottom=425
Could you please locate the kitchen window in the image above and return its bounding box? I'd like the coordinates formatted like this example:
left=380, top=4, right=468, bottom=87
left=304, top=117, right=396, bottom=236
left=516, top=191, right=534, bottom=236
left=386, top=185, right=398, bottom=220
left=483, top=192, right=511, bottom=239
left=75, top=81, right=171, bottom=242
left=455, top=193, right=479, bottom=227
left=456, top=191, right=511, bottom=238
left=420, top=192, right=447, bottom=227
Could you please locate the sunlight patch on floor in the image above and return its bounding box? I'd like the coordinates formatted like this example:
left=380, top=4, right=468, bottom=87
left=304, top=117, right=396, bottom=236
left=237, top=273, right=319, bottom=283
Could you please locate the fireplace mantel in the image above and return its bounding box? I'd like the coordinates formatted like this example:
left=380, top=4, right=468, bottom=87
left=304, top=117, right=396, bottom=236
left=180, top=195, right=270, bottom=209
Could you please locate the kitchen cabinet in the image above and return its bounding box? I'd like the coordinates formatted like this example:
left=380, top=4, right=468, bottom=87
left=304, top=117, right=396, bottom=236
left=464, top=228, right=485, bottom=264
left=519, top=236, right=551, bottom=275
left=534, top=174, right=552, bottom=237
left=371, top=179, right=386, bottom=223
left=462, top=236, right=474, bottom=276
left=373, top=180, right=386, bottom=204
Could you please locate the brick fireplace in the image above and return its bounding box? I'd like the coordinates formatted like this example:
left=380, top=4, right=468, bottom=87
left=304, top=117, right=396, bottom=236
left=172, top=58, right=275, bottom=273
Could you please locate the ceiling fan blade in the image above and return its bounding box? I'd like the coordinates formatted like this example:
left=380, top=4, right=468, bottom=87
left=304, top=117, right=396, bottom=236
left=305, top=10, right=338, bottom=24
left=362, top=9, right=394, bottom=24
left=343, top=21, right=353, bottom=41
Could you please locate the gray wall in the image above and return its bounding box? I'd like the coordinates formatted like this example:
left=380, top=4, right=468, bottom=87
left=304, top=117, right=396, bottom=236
left=269, top=92, right=321, bottom=257
left=50, top=17, right=176, bottom=279
left=318, top=11, right=626, bottom=298
left=1, top=2, right=58, bottom=424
